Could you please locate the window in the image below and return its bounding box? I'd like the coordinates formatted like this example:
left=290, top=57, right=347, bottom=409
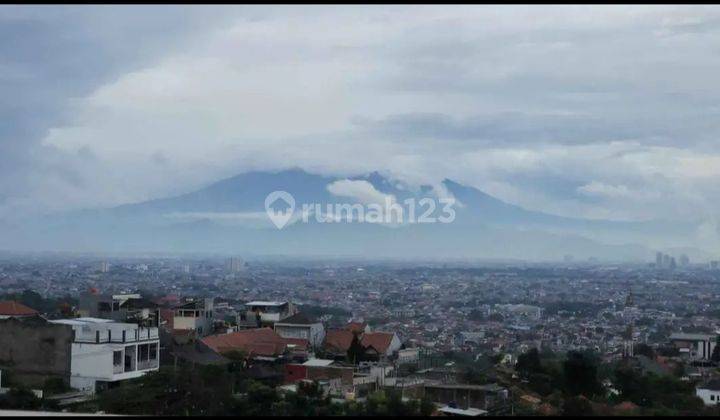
left=149, top=343, right=158, bottom=360
left=138, top=344, right=149, bottom=361
left=113, top=350, right=122, bottom=366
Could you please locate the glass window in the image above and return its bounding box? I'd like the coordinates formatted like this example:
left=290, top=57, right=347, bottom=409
left=149, top=343, right=158, bottom=360
left=113, top=350, right=122, bottom=366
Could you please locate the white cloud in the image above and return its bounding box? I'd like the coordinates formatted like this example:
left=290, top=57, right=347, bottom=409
left=1, top=5, right=720, bottom=225
left=326, top=180, right=395, bottom=205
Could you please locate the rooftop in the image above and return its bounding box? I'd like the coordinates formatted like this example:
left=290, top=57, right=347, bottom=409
left=245, top=301, right=287, bottom=307
left=0, top=301, right=39, bottom=316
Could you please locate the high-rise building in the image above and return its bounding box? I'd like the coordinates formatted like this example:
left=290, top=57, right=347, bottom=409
left=225, top=257, right=245, bottom=273
left=656, top=252, right=663, bottom=267
left=679, top=254, right=690, bottom=267
left=99, top=261, right=110, bottom=273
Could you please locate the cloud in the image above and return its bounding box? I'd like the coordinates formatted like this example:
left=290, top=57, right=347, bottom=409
left=2, top=5, right=720, bottom=229
left=327, top=180, right=396, bottom=206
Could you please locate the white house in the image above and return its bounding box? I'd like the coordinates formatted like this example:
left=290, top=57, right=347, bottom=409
left=273, top=312, right=325, bottom=349
left=50, top=318, right=159, bottom=393
left=244, top=301, right=297, bottom=325
left=696, top=380, right=720, bottom=406
left=170, top=298, right=214, bottom=336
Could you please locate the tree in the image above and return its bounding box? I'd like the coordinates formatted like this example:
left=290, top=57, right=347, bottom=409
left=0, top=389, right=42, bottom=410
left=711, top=335, right=720, bottom=363
left=347, top=332, right=366, bottom=364
left=562, top=396, right=594, bottom=416
left=562, top=351, right=603, bottom=397
left=634, top=343, right=656, bottom=359
left=516, top=348, right=543, bottom=378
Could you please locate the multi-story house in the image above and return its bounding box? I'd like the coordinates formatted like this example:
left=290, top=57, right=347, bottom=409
left=274, top=313, right=325, bottom=349
left=162, top=298, right=215, bottom=337
left=49, top=318, right=160, bottom=393
left=79, top=291, right=160, bottom=327
left=239, top=301, right=297, bottom=328
left=0, top=314, right=159, bottom=394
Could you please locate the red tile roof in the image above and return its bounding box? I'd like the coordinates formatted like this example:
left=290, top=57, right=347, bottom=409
left=0, top=301, right=39, bottom=316
left=324, top=329, right=356, bottom=352
left=361, top=332, right=396, bottom=354
left=201, top=328, right=306, bottom=357
left=345, top=321, right=367, bottom=334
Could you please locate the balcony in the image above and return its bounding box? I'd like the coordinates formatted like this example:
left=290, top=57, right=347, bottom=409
left=137, top=359, right=159, bottom=371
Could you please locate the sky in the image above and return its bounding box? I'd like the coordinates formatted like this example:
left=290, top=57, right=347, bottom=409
left=3, top=5, right=720, bottom=230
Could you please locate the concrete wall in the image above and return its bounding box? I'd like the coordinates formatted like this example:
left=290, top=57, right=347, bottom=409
left=0, top=318, right=73, bottom=388
left=275, top=323, right=326, bottom=349
left=697, top=388, right=720, bottom=406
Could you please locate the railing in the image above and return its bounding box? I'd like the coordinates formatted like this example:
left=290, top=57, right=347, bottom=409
left=74, top=328, right=160, bottom=344
left=137, top=359, right=159, bottom=371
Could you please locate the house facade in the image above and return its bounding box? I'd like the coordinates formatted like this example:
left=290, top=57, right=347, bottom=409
left=50, top=318, right=160, bottom=393
left=273, top=313, right=325, bottom=349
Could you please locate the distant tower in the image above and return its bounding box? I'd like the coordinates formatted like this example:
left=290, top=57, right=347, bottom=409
left=623, top=288, right=635, bottom=358
left=225, top=257, right=245, bottom=273
left=99, top=261, right=110, bottom=273
left=655, top=252, right=663, bottom=268
left=623, top=324, right=634, bottom=358
left=625, top=289, right=634, bottom=308
left=679, top=254, right=690, bottom=267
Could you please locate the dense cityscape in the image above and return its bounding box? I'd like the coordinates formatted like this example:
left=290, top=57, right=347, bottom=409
left=1, top=253, right=720, bottom=415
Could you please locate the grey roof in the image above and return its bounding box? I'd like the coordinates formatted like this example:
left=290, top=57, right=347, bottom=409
left=700, top=379, right=720, bottom=391
left=670, top=333, right=715, bottom=341
left=275, top=312, right=317, bottom=325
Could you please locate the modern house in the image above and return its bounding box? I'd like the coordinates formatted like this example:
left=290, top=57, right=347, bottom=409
left=79, top=291, right=160, bottom=327
left=240, top=301, right=298, bottom=327
left=49, top=318, right=160, bottom=393
left=274, top=313, right=325, bottom=349
left=696, top=379, right=720, bottom=406
left=0, top=315, right=159, bottom=394
left=161, top=298, right=215, bottom=337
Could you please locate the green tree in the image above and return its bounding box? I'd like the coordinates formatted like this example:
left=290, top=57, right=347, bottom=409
left=562, top=351, right=603, bottom=397
left=562, top=396, right=594, bottom=416
left=516, top=348, right=543, bottom=378
left=347, top=332, right=366, bottom=364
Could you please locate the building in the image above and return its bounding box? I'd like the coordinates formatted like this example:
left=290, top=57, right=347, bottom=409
left=0, top=315, right=159, bottom=393
left=200, top=327, right=308, bottom=361
left=78, top=291, right=160, bottom=326
left=669, top=333, right=718, bottom=360
left=241, top=301, right=297, bottom=327
left=49, top=318, right=160, bottom=393
left=0, top=316, right=73, bottom=388
left=0, top=301, right=39, bottom=319
left=273, top=312, right=326, bottom=349
left=162, top=298, right=215, bottom=337
left=361, top=332, right=402, bottom=360
left=696, top=379, right=720, bottom=406
left=225, top=257, right=245, bottom=273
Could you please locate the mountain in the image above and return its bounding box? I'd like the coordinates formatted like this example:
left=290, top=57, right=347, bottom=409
left=2, top=169, right=705, bottom=261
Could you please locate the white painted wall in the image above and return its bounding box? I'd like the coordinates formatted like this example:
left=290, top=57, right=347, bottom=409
left=697, top=388, right=720, bottom=406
